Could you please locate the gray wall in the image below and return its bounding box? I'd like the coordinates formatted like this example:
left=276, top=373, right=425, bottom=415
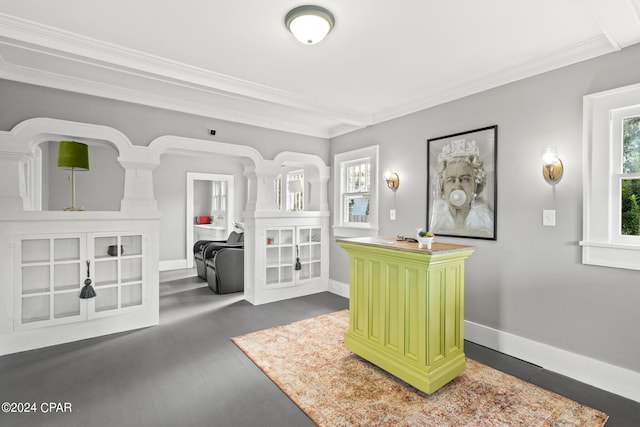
left=330, top=43, right=640, bottom=373
left=154, top=153, right=245, bottom=261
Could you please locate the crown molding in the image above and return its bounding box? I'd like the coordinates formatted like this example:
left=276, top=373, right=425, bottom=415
left=0, top=13, right=369, bottom=138
left=328, top=122, right=369, bottom=139
left=586, top=0, right=640, bottom=49
left=1, top=11, right=636, bottom=139
left=0, top=58, right=338, bottom=138
left=372, top=34, right=617, bottom=126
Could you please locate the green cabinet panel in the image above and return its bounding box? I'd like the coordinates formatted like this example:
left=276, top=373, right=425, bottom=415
left=337, top=237, right=473, bottom=394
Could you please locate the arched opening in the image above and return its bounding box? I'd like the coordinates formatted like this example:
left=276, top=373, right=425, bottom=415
left=40, top=140, right=124, bottom=211
left=5, top=117, right=141, bottom=212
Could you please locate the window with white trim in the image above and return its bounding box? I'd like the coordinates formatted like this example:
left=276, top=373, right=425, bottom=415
left=614, top=109, right=640, bottom=240
left=581, top=83, right=640, bottom=270
left=343, top=158, right=370, bottom=224
left=333, top=145, right=379, bottom=237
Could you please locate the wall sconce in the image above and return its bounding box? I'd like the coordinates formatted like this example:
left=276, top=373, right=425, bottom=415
left=541, top=146, right=563, bottom=184
left=383, top=169, right=399, bottom=191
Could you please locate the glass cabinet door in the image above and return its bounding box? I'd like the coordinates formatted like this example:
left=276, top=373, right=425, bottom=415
left=91, top=233, right=144, bottom=317
left=17, top=235, right=85, bottom=328
left=297, top=227, right=322, bottom=281
left=14, top=232, right=146, bottom=330
left=265, top=228, right=295, bottom=286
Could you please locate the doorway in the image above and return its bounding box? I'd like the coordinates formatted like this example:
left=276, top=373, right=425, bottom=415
left=186, top=172, right=235, bottom=269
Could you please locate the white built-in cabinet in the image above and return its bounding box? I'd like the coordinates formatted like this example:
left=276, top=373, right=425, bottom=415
left=16, top=232, right=144, bottom=330
left=245, top=213, right=328, bottom=305
left=1, top=212, right=159, bottom=356
left=265, top=226, right=322, bottom=287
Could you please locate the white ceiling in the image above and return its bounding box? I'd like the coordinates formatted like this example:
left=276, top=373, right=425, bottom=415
left=1, top=0, right=640, bottom=138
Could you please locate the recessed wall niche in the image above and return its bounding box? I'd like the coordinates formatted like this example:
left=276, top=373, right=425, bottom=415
left=45, top=141, right=124, bottom=211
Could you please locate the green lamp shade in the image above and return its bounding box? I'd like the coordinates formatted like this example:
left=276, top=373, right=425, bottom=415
left=57, top=141, right=89, bottom=170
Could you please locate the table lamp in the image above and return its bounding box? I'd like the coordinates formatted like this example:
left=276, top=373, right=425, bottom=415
left=57, top=141, right=89, bottom=211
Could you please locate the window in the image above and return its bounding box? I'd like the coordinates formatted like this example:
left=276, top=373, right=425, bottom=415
left=581, top=83, right=640, bottom=270
left=343, top=159, right=370, bottom=224
left=621, top=115, right=640, bottom=236
left=275, top=169, right=304, bottom=211
left=286, top=170, right=304, bottom=212
left=609, top=106, right=640, bottom=243
left=333, top=145, right=379, bottom=237
left=212, top=181, right=227, bottom=213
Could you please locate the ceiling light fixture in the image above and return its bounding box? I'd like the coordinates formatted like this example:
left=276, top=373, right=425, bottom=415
left=285, top=5, right=335, bottom=45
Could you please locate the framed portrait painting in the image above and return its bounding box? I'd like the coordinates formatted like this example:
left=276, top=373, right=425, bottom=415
left=427, top=125, right=497, bottom=240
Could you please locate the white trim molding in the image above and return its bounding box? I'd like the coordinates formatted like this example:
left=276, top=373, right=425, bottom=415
left=328, top=279, right=349, bottom=299
left=581, top=82, right=640, bottom=270
left=465, top=320, right=640, bottom=403
left=373, top=34, right=616, bottom=126
left=586, top=0, right=640, bottom=49
left=159, top=259, right=188, bottom=272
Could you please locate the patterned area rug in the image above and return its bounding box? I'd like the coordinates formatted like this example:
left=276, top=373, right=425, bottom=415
left=232, top=310, right=608, bottom=427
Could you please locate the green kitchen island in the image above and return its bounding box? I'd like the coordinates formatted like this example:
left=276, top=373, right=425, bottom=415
left=336, top=236, right=474, bottom=394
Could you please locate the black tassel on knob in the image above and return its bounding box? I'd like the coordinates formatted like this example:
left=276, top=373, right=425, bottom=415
left=80, top=260, right=97, bottom=299
left=295, top=245, right=302, bottom=271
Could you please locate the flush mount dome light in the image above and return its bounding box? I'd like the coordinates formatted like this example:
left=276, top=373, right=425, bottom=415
left=285, top=5, right=335, bottom=44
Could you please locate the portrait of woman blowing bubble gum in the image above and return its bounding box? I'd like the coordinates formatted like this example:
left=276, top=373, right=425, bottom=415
left=430, top=139, right=494, bottom=237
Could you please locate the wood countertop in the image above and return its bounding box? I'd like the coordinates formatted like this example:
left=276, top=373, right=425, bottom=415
left=336, top=236, right=473, bottom=255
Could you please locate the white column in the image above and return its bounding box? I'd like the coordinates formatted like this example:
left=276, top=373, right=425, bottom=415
left=119, top=160, right=159, bottom=212
left=305, top=165, right=330, bottom=211
left=243, top=161, right=280, bottom=213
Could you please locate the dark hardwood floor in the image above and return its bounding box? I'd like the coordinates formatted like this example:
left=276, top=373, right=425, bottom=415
left=1, top=269, right=638, bottom=426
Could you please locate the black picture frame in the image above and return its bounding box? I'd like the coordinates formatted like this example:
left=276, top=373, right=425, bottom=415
left=427, top=125, right=497, bottom=240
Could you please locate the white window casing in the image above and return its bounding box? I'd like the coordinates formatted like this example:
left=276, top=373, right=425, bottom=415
left=581, top=82, right=640, bottom=270
left=333, top=145, right=379, bottom=237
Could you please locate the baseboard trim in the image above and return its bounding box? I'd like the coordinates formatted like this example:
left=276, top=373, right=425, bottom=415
left=328, top=279, right=349, bottom=298
left=328, top=279, right=640, bottom=403
left=159, top=259, right=187, bottom=272
left=464, top=320, right=640, bottom=403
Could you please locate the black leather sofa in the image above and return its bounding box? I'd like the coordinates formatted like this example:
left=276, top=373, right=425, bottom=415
left=205, top=247, right=244, bottom=294
left=193, top=231, right=244, bottom=280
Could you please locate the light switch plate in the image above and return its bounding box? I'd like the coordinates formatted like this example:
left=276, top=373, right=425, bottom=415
left=390, top=209, right=396, bottom=220
left=543, top=209, right=556, bottom=226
